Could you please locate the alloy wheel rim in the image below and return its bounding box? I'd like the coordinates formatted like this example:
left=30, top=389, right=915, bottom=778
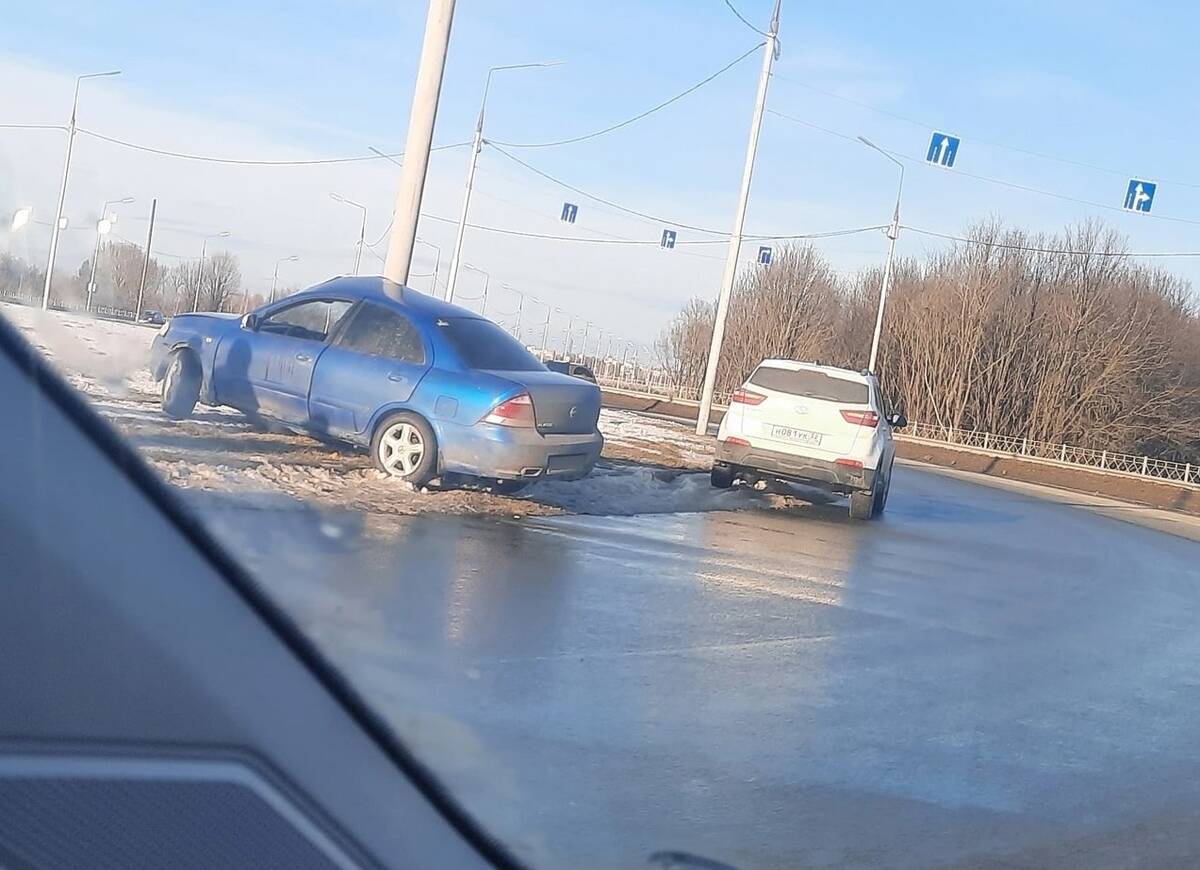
left=379, top=422, right=425, bottom=477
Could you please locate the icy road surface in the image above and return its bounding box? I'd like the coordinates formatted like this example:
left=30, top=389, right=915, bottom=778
left=3, top=303, right=827, bottom=517
left=200, top=465, right=1200, bottom=869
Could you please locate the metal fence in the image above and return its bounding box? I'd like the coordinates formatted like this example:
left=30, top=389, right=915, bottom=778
left=589, top=375, right=1198, bottom=488
left=903, top=421, right=1198, bottom=487
left=0, top=290, right=141, bottom=324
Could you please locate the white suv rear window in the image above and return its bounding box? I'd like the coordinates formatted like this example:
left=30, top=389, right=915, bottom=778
left=748, top=367, right=869, bottom=403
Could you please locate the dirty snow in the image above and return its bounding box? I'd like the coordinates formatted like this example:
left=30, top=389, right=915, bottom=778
left=2, top=303, right=829, bottom=517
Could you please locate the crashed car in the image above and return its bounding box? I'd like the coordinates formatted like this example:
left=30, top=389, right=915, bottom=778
left=149, top=276, right=603, bottom=490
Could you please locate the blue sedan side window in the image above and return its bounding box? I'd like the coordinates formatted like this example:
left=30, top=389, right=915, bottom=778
left=334, top=302, right=426, bottom=364
left=261, top=299, right=353, bottom=342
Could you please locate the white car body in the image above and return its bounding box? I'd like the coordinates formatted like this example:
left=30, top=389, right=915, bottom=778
left=712, top=360, right=904, bottom=518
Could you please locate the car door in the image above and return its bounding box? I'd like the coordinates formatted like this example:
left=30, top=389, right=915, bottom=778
left=238, top=298, right=354, bottom=424
left=308, top=302, right=432, bottom=438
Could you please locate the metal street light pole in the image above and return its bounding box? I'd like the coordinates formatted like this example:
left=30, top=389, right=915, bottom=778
left=416, top=237, right=442, bottom=295
left=694, top=1, right=781, bottom=434
left=858, top=135, right=903, bottom=372
left=462, top=263, right=489, bottom=313
left=85, top=195, right=133, bottom=313
left=539, top=301, right=553, bottom=359
left=444, top=60, right=561, bottom=303
left=270, top=255, right=299, bottom=304
left=383, top=0, right=455, bottom=288
left=330, top=193, right=368, bottom=276
left=42, top=69, right=122, bottom=310
left=564, top=313, right=577, bottom=356
left=194, top=230, right=230, bottom=311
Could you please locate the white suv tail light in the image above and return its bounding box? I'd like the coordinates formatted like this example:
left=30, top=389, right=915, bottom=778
left=839, top=409, right=879, bottom=427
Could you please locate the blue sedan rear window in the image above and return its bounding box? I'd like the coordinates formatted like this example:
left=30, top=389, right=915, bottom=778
left=440, top=318, right=544, bottom=371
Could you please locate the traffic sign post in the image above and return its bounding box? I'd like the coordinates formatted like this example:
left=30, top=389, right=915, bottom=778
left=757, top=245, right=772, bottom=265
left=561, top=202, right=578, bottom=223
left=926, top=132, right=960, bottom=168
left=660, top=229, right=677, bottom=249
left=1123, top=179, right=1156, bottom=213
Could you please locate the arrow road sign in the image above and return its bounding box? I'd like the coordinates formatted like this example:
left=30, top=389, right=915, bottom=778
left=757, top=246, right=772, bottom=265
left=926, top=132, right=960, bottom=168
left=1123, top=179, right=1156, bottom=213
left=660, top=229, right=677, bottom=249
left=561, top=202, right=578, bottom=223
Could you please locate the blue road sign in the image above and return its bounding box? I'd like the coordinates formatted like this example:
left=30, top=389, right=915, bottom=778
left=661, top=229, right=677, bottom=249
left=757, top=246, right=772, bottom=265
left=1123, top=179, right=1156, bottom=213
left=926, top=132, right=960, bottom=168
left=561, top=202, right=578, bottom=223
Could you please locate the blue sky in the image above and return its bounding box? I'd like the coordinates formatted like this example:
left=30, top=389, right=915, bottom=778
left=3, top=1, right=1199, bottom=347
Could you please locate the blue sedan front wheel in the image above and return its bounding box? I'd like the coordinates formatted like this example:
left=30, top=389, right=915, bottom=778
left=371, top=412, right=437, bottom=487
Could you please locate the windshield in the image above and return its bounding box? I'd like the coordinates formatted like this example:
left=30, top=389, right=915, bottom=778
left=440, top=317, right=544, bottom=371
left=5, top=4, right=1200, bottom=869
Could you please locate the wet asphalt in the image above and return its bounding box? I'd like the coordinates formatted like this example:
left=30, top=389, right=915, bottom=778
left=195, top=465, right=1200, bottom=870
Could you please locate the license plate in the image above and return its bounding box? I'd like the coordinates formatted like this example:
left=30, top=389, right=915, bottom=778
left=771, top=425, right=821, bottom=446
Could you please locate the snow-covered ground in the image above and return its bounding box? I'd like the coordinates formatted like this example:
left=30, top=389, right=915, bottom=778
left=2, top=303, right=826, bottom=517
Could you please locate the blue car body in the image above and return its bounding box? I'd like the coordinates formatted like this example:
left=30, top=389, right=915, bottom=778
left=149, top=277, right=603, bottom=482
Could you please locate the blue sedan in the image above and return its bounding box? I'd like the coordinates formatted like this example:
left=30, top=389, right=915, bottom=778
left=149, top=277, right=603, bottom=488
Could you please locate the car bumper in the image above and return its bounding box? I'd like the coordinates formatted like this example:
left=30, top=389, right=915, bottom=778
left=441, top=424, right=604, bottom=481
left=714, top=440, right=875, bottom=493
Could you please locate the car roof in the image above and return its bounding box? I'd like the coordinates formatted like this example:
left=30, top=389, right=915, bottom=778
left=290, top=275, right=484, bottom=321
left=756, top=359, right=873, bottom=384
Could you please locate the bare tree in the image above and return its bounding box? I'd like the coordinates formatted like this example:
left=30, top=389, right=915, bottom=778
left=655, top=222, right=1200, bottom=463
left=197, top=252, right=242, bottom=312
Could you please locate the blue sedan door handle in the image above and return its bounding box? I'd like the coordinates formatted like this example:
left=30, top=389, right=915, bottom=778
left=387, top=371, right=407, bottom=383
left=295, top=352, right=312, bottom=362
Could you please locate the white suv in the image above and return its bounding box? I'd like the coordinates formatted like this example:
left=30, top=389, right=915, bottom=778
left=711, top=360, right=907, bottom=519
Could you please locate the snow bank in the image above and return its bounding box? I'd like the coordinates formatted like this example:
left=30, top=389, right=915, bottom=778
left=1, top=303, right=832, bottom=518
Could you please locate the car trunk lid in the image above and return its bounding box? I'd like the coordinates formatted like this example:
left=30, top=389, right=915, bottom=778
left=487, top=369, right=601, bottom=435
left=742, top=366, right=871, bottom=459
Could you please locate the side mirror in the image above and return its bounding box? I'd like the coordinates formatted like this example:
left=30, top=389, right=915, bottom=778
left=241, top=313, right=260, bottom=331
left=887, top=412, right=908, bottom=429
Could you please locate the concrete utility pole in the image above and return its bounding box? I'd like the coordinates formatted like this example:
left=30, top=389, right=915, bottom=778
left=383, top=0, right=456, bottom=288
left=858, top=136, right=903, bottom=372
left=445, top=60, right=560, bottom=303
left=43, top=70, right=122, bottom=310
left=694, top=0, right=781, bottom=435
left=134, top=198, right=157, bottom=321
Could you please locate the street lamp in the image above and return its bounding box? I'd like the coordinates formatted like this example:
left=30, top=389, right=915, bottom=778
left=416, top=238, right=442, bottom=296
left=41, top=69, right=122, bottom=311
left=445, top=60, right=563, bottom=303
left=857, top=135, right=903, bottom=373
left=330, top=193, right=368, bottom=276
left=270, top=255, right=300, bottom=304
left=462, top=263, right=489, bottom=313
left=86, top=196, right=134, bottom=313
left=194, top=229, right=231, bottom=311
left=10, top=207, right=32, bottom=232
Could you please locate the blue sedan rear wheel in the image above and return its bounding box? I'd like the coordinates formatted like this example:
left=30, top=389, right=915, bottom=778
left=371, top=412, right=437, bottom=486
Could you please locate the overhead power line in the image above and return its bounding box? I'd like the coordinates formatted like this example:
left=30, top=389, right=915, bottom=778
left=772, top=73, right=1200, bottom=190
left=73, top=128, right=470, bottom=166
left=721, top=0, right=770, bottom=37
left=488, top=142, right=730, bottom=235
left=902, top=225, right=1200, bottom=258
left=0, top=123, right=67, bottom=131
left=488, top=43, right=762, bottom=149
left=766, top=108, right=1200, bottom=227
